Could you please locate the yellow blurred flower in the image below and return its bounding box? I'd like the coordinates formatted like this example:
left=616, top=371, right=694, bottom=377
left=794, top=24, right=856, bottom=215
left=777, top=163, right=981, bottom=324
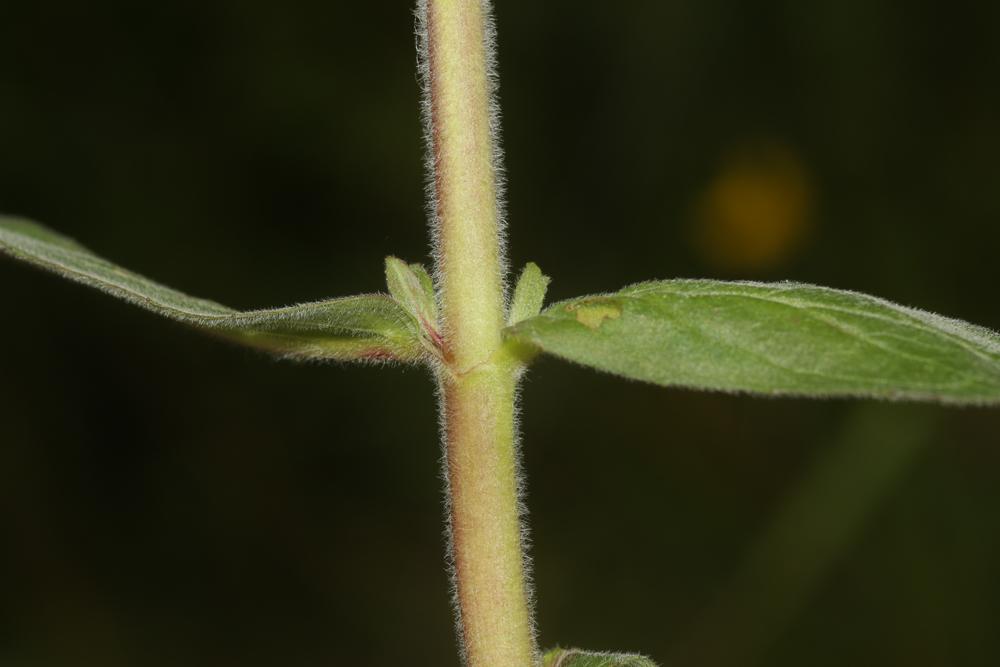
left=693, top=142, right=814, bottom=272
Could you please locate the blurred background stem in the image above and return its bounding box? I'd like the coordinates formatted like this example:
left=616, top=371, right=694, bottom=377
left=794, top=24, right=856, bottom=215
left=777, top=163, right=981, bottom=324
left=668, top=405, right=936, bottom=667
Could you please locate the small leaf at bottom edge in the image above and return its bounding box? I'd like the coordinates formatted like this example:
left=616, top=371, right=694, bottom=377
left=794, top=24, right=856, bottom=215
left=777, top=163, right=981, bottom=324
left=543, top=647, right=657, bottom=667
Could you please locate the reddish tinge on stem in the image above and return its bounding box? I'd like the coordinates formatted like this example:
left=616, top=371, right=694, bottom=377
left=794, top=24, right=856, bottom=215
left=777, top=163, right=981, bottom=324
left=417, top=1, right=536, bottom=666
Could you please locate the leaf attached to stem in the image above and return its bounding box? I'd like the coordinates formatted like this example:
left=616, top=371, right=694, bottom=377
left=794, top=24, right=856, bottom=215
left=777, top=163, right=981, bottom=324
left=505, top=279, right=1000, bottom=404
left=0, top=216, right=424, bottom=363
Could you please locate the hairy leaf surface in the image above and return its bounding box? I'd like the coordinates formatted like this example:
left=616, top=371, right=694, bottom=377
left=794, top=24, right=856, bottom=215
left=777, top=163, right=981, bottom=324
left=385, top=256, right=442, bottom=357
left=543, top=648, right=657, bottom=667
left=508, top=261, right=550, bottom=325
left=0, top=216, right=423, bottom=362
left=505, top=280, right=1000, bottom=404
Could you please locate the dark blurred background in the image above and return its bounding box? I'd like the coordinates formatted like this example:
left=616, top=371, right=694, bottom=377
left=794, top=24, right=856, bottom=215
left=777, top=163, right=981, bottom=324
left=1, top=1, right=999, bottom=665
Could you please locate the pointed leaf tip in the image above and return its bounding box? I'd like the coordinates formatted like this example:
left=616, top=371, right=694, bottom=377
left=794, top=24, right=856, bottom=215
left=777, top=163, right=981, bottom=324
left=508, top=261, right=550, bottom=326
left=384, top=256, right=442, bottom=357
left=408, top=261, right=436, bottom=305
left=0, top=215, right=424, bottom=363
left=505, top=279, right=1000, bottom=405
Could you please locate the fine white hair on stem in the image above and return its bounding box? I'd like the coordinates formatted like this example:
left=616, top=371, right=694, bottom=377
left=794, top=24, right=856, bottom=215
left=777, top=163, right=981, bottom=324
left=414, top=0, right=510, bottom=315
left=415, top=1, right=535, bottom=662
left=432, top=374, right=467, bottom=665
left=431, top=370, right=539, bottom=667
left=511, top=371, right=539, bottom=656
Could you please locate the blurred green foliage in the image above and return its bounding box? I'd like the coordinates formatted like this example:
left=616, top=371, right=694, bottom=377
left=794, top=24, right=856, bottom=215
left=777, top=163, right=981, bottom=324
left=1, top=1, right=998, bottom=665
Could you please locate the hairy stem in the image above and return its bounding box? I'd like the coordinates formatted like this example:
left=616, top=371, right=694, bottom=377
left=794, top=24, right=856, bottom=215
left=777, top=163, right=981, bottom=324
left=421, top=0, right=505, bottom=371
left=440, top=358, right=534, bottom=666
left=418, top=0, right=536, bottom=665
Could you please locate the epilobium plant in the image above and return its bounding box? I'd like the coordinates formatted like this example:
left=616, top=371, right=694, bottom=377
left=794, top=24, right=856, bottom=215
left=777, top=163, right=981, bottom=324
left=2, top=1, right=999, bottom=665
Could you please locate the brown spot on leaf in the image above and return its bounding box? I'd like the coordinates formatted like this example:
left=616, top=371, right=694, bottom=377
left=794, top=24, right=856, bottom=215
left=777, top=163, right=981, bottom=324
left=565, top=299, right=623, bottom=329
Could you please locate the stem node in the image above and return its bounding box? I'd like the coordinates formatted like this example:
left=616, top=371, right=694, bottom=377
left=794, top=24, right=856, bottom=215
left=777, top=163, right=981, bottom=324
left=418, top=1, right=536, bottom=664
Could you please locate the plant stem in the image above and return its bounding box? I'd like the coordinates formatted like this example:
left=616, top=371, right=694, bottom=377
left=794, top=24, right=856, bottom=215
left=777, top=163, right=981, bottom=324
left=423, top=0, right=505, bottom=368
left=440, top=358, right=534, bottom=666
left=418, top=1, right=536, bottom=665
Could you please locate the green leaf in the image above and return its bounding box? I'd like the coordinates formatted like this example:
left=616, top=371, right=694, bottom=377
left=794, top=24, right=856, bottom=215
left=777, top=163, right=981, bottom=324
left=543, top=647, right=657, bottom=667
left=504, top=280, right=1000, bottom=404
left=508, top=261, right=550, bottom=326
left=409, top=261, right=437, bottom=307
left=0, top=215, right=424, bottom=363
left=385, top=256, right=442, bottom=356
